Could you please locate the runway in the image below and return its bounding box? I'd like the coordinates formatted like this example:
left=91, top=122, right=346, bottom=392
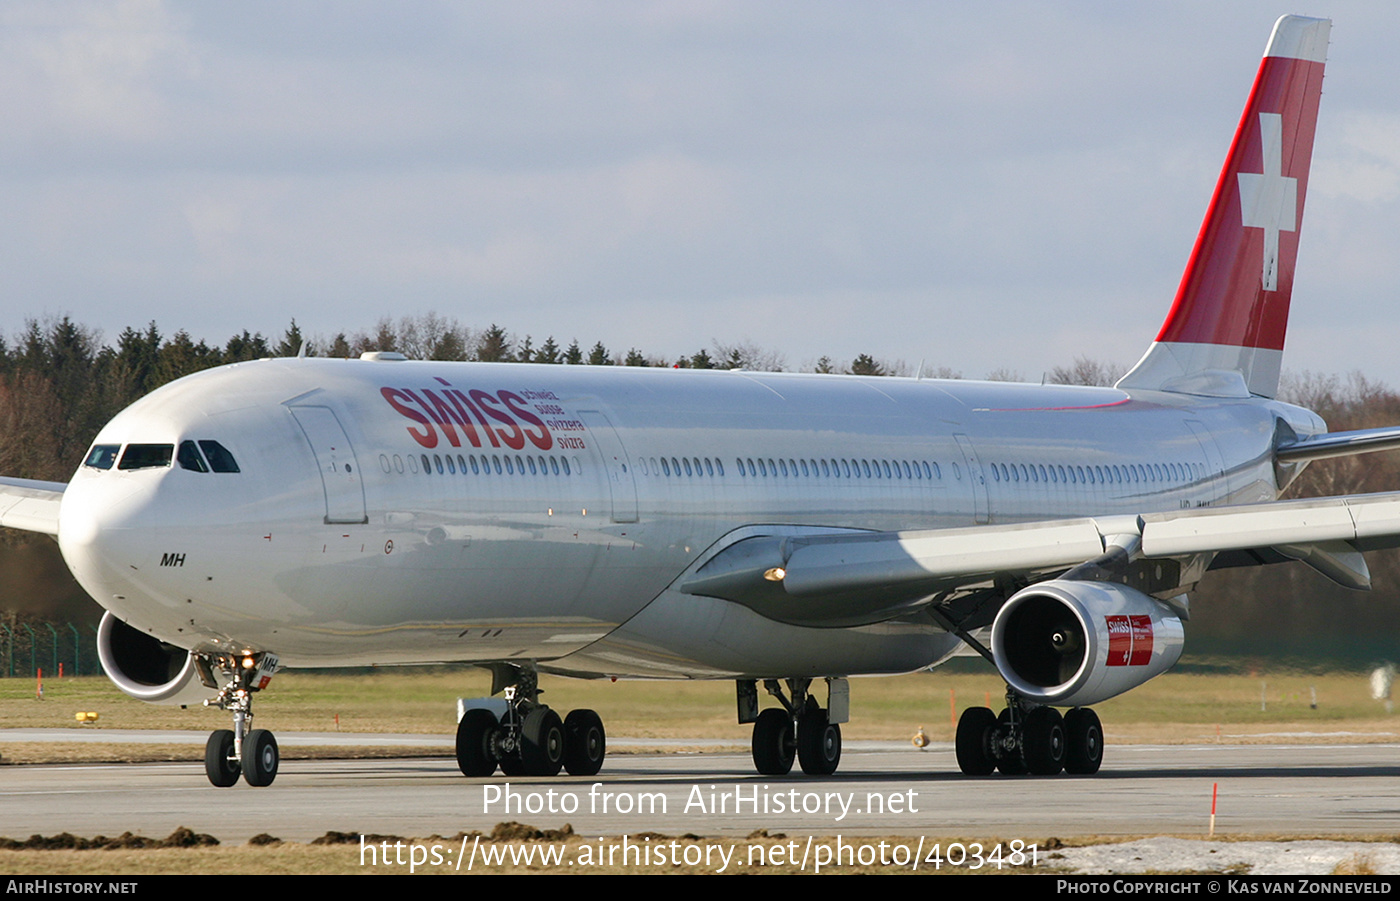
left=0, top=740, right=1396, bottom=843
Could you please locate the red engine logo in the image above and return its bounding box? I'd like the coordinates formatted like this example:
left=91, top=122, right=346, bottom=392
left=1105, top=614, right=1154, bottom=667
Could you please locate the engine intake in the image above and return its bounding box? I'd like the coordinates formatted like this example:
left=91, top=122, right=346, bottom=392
left=990, top=580, right=1184, bottom=707
left=96, top=611, right=218, bottom=706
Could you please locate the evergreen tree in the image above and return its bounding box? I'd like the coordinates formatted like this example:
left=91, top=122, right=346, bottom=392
left=274, top=319, right=305, bottom=357
left=563, top=340, right=583, bottom=365
left=535, top=336, right=561, bottom=364
left=154, top=330, right=219, bottom=385
left=224, top=330, right=271, bottom=362
left=476, top=324, right=511, bottom=362
left=428, top=329, right=468, bottom=361
left=115, top=322, right=163, bottom=396
left=624, top=348, right=648, bottom=367
left=327, top=333, right=352, bottom=359
left=588, top=342, right=613, bottom=366
left=849, top=354, right=885, bottom=376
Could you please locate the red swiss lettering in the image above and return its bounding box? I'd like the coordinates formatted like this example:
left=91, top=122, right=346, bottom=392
left=471, top=389, right=526, bottom=450
left=501, top=390, right=553, bottom=450
left=380, top=388, right=437, bottom=448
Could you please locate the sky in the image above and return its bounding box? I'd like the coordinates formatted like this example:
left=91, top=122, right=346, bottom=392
left=3, top=1, right=1399, bottom=384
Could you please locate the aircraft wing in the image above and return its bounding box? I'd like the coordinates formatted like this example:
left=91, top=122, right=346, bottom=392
left=0, top=477, right=66, bottom=536
left=679, top=491, right=1400, bottom=627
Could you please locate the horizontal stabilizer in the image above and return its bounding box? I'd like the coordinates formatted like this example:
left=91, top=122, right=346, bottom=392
left=1275, top=426, right=1400, bottom=462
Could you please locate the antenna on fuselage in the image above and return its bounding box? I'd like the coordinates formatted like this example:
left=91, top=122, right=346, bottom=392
left=296, top=342, right=308, bottom=358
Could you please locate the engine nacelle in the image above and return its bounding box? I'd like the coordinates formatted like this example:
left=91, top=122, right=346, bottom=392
left=96, top=612, right=219, bottom=706
left=990, top=580, right=1184, bottom=707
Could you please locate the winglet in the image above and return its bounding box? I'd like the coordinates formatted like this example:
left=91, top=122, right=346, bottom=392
left=1118, top=15, right=1330, bottom=399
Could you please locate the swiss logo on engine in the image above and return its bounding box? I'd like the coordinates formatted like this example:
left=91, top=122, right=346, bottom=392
left=1105, top=614, right=1154, bottom=667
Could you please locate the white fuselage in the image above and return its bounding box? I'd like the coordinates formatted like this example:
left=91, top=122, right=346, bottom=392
left=55, top=358, right=1323, bottom=679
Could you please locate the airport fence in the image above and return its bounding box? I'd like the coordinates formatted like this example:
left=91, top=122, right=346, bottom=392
left=0, top=618, right=101, bottom=678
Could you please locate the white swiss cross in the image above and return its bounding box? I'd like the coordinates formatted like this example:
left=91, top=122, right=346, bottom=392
left=1236, top=112, right=1297, bottom=292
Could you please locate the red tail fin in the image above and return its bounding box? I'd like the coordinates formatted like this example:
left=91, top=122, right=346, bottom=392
left=1119, top=16, right=1329, bottom=399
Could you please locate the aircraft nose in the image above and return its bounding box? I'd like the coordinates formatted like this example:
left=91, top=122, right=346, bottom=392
left=57, top=470, right=167, bottom=611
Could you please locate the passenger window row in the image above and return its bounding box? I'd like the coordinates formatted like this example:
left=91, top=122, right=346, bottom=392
left=638, top=457, right=725, bottom=478
left=380, top=452, right=583, bottom=479
left=733, top=456, right=943, bottom=481
left=987, top=460, right=1201, bottom=486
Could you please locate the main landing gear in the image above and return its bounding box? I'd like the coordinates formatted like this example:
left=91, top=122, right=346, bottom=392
left=955, top=687, right=1102, bottom=777
left=740, top=677, right=847, bottom=777
left=455, top=664, right=606, bottom=778
left=202, top=651, right=282, bottom=788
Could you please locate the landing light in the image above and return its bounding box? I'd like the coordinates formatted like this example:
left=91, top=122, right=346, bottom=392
left=241, top=656, right=255, bottom=670
left=763, top=567, right=786, bottom=582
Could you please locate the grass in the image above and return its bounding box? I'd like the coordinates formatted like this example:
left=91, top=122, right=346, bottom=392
left=0, top=661, right=1394, bottom=759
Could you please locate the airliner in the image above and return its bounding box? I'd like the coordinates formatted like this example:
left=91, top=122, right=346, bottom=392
left=2, top=15, right=1395, bottom=788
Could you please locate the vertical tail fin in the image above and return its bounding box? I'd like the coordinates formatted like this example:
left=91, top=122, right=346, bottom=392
left=1118, top=16, right=1330, bottom=399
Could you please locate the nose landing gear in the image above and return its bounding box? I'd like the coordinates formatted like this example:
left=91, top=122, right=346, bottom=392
left=201, top=651, right=281, bottom=788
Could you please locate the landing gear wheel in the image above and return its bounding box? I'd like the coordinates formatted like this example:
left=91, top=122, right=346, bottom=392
left=751, top=708, right=796, bottom=776
left=204, top=729, right=241, bottom=787
left=520, top=708, right=565, bottom=776
left=563, top=709, right=606, bottom=776
left=241, top=729, right=279, bottom=787
left=1064, top=707, right=1103, bottom=775
left=797, top=706, right=842, bottom=775
left=499, top=755, right=527, bottom=777
left=456, top=709, right=500, bottom=777
left=1022, top=706, right=1066, bottom=776
left=994, top=709, right=1027, bottom=775
left=954, top=707, right=997, bottom=776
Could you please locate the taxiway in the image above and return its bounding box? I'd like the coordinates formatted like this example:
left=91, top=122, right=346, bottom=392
left=0, top=740, right=1395, bottom=843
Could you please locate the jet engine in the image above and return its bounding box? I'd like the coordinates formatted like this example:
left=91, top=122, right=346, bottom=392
left=96, top=611, right=219, bottom=706
left=989, top=580, right=1184, bottom=707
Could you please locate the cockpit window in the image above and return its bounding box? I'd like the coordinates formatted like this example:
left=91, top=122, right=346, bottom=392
left=118, top=444, right=174, bottom=470
left=84, top=444, right=120, bottom=470
left=177, top=440, right=209, bottom=472
left=198, top=440, right=240, bottom=473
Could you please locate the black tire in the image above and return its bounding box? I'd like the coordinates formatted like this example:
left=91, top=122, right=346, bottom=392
left=563, top=709, right=606, bottom=777
left=751, top=708, right=795, bottom=776
left=995, top=709, right=1027, bottom=775
left=797, top=706, right=842, bottom=776
left=1064, top=707, right=1104, bottom=775
left=456, top=709, right=499, bottom=777
left=241, top=729, right=279, bottom=787
left=954, top=707, right=997, bottom=776
left=204, top=729, right=240, bottom=787
left=520, top=708, right=565, bottom=776
left=1022, top=706, right=1066, bottom=776
left=499, top=755, right=527, bottom=777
